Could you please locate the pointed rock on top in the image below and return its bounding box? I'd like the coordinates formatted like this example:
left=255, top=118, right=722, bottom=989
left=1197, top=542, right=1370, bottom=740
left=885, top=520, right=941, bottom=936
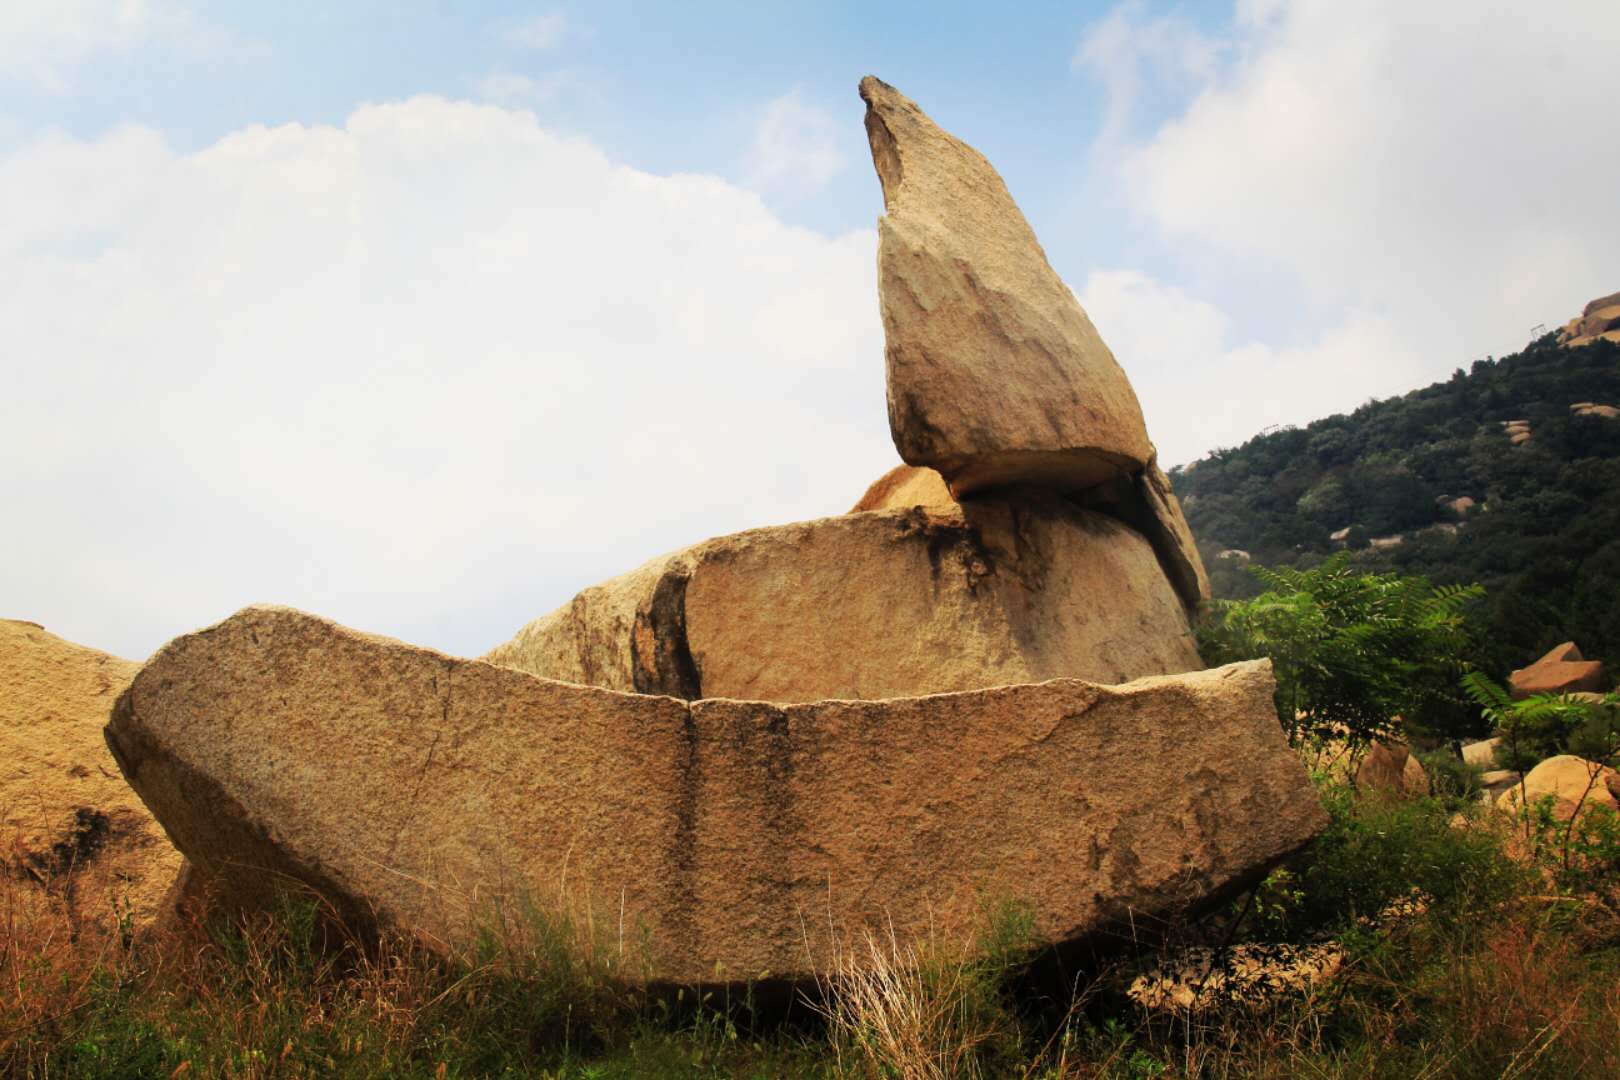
left=859, top=75, right=1155, bottom=496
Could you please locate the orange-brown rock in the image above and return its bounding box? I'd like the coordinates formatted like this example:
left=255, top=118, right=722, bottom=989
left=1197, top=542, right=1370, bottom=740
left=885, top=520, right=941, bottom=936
left=106, top=606, right=1325, bottom=984
left=1558, top=290, right=1620, bottom=346
left=859, top=76, right=1154, bottom=497
left=1462, top=737, right=1501, bottom=768
left=2, top=619, right=182, bottom=931
left=849, top=463, right=959, bottom=514
left=486, top=499, right=1203, bottom=702
left=1498, top=755, right=1619, bottom=821
left=1508, top=642, right=1606, bottom=699
left=1354, top=741, right=1429, bottom=796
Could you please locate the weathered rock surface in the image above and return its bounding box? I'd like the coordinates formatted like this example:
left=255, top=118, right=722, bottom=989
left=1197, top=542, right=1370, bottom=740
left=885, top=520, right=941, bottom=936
left=1479, top=769, right=1522, bottom=803
left=107, top=606, right=1326, bottom=985
left=848, top=461, right=1211, bottom=608
left=2, top=619, right=183, bottom=930
left=1354, top=741, right=1428, bottom=796
left=849, top=463, right=959, bottom=514
left=1074, top=460, right=1210, bottom=606
left=1462, top=737, right=1501, bottom=769
left=486, top=500, right=1203, bottom=702
left=1508, top=642, right=1606, bottom=699
left=860, top=75, right=1154, bottom=496
left=1498, top=755, right=1620, bottom=821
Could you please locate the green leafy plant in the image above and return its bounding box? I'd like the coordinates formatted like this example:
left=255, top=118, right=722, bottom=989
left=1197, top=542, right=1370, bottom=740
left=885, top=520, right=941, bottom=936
left=1198, top=554, right=1483, bottom=746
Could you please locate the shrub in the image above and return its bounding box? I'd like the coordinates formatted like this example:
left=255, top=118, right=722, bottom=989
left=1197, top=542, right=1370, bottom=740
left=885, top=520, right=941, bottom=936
left=1198, top=555, right=1483, bottom=746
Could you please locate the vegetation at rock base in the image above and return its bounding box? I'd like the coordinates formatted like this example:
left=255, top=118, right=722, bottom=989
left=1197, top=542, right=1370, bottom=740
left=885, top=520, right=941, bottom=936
left=1197, top=556, right=1482, bottom=747
left=1174, top=333, right=1620, bottom=680
left=6, top=780, right=1620, bottom=1077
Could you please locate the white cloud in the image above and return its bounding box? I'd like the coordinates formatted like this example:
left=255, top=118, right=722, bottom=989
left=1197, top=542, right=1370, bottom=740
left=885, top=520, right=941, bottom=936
left=1072, top=1, right=1221, bottom=146
left=0, top=98, right=889, bottom=659
left=0, top=0, right=242, bottom=91
left=505, top=12, right=569, bottom=50
left=474, top=71, right=574, bottom=108
left=743, top=90, right=847, bottom=202
left=1080, top=269, right=1425, bottom=467
left=1077, top=0, right=1620, bottom=453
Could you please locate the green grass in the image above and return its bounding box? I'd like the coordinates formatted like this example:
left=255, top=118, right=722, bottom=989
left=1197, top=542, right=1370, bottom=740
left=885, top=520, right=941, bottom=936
left=7, top=781, right=1620, bottom=1078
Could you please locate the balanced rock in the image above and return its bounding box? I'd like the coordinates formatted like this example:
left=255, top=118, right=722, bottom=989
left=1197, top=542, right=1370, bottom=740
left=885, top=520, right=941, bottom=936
left=2, top=619, right=183, bottom=931
left=859, top=76, right=1153, bottom=496
left=1508, top=642, right=1605, bottom=699
left=107, top=606, right=1326, bottom=985
left=486, top=499, right=1202, bottom=702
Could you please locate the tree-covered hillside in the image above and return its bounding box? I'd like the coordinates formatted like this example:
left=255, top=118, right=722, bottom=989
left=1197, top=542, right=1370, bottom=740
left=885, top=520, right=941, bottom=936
left=1173, top=334, right=1620, bottom=680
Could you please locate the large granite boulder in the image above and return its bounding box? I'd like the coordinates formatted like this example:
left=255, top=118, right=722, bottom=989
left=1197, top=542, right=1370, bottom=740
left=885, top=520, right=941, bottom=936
left=2, top=619, right=183, bottom=931
left=484, top=499, right=1203, bottom=702
left=859, top=76, right=1154, bottom=496
left=106, top=606, right=1326, bottom=985
left=1508, top=642, right=1605, bottom=699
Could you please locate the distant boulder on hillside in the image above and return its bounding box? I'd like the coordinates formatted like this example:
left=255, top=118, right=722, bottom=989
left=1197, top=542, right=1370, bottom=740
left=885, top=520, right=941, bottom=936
left=1508, top=641, right=1606, bottom=699
left=1558, top=289, right=1620, bottom=347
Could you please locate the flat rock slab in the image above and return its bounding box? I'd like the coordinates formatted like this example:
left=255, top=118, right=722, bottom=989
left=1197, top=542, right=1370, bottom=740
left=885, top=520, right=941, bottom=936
left=860, top=76, right=1154, bottom=495
left=108, top=607, right=1326, bottom=986
left=484, top=500, right=1203, bottom=702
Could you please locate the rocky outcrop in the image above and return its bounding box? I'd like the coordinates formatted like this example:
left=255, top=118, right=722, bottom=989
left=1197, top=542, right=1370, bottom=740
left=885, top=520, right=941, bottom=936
left=2, top=619, right=182, bottom=931
left=1559, top=290, right=1620, bottom=347
left=485, top=499, right=1203, bottom=702
left=106, top=606, right=1326, bottom=986
left=859, top=76, right=1153, bottom=496
left=1508, top=642, right=1605, bottom=699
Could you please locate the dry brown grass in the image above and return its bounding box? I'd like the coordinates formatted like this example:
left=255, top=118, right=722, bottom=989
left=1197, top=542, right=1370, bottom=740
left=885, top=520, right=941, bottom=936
left=815, top=920, right=1012, bottom=1080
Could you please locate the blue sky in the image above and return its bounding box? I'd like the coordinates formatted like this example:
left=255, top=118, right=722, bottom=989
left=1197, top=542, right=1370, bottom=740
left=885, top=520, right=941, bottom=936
left=5, top=1, right=1619, bottom=658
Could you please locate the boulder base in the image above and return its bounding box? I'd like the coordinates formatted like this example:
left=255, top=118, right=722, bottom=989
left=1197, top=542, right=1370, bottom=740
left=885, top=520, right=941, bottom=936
left=2, top=619, right=183, bottom=931
left=107, top=607, right=1326, bottom=986
left=851, top=462, right=1211, bottom=609
left=485, top=500, right=1203, bottom=702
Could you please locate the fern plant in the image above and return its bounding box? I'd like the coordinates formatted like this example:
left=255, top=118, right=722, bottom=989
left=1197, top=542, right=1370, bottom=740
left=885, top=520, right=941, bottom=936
left=1199, top=554, right=1484, bottom=747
